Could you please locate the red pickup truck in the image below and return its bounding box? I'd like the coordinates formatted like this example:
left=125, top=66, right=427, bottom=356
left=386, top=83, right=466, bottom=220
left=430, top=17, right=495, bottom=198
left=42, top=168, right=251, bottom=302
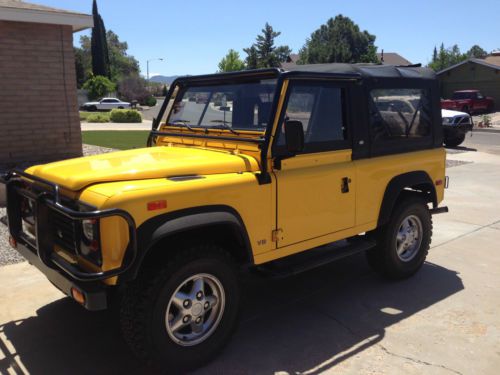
left=441, top=90, right=494, bottom=114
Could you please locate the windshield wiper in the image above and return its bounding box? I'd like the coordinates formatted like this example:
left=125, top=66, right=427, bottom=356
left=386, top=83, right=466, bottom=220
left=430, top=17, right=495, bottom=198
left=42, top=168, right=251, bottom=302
left=208, top=121, right=240, bottom=135
left=170, top=120, right=196, bottom=132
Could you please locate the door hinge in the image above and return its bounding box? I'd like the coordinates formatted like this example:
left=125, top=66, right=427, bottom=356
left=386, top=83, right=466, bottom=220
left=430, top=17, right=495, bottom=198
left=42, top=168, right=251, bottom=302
left=272, top=228, right=283, bottom=242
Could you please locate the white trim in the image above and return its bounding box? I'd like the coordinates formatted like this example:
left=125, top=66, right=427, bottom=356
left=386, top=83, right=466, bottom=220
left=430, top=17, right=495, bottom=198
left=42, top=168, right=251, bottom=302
left=0, top=6, right=93, bottom=32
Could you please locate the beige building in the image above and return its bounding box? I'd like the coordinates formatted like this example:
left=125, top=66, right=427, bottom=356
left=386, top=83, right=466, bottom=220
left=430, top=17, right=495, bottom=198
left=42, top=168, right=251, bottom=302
left=437, top=53, right=500, bottom=110
left=0, top=0, right=93, bottom=168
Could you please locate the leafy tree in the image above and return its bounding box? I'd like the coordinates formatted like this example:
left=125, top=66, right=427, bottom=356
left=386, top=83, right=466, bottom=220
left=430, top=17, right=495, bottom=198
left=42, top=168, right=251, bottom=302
left=218, top=49, right=246, bottom=72
left=106, top=30, right=140, bottom=81
left=74, top=47, right=86, bottom=88
left=117, top=76, right=150, bottom=103
left=91, top=0, right=110, bottom=77
left=78, top=31, right=139, bottom=85
left=83, top=75, right=116, bottom=100
left=467, top=45, right=488, bottom=58
left=298, top=15, right=378, bottom=64
left=244, top=23, right=291, bottom=68
left=428, top=43, right=467, bottom=71
left=162, top=85, right=168, bottom=96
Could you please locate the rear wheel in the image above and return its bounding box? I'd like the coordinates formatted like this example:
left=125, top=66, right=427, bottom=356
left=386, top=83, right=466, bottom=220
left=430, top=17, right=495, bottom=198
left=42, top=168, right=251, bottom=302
left=444, top=133, right=466, bottom=147
left=120, top=244, right=239, bottom=371
left=367, top=197, right=432, bottom=279
left=461, top=105, right=470, bottom=114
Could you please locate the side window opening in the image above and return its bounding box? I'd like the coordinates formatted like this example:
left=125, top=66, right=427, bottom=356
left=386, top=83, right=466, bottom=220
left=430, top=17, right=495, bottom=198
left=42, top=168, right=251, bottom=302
left=276, top=82, right=348, bottom=153
left=370, top=88, right=431, bottom=142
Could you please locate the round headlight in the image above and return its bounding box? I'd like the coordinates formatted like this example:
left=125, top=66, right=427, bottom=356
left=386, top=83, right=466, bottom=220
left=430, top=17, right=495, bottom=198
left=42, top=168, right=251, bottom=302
left=82, top=219, right=96, bottom=241
left=442, top=117, right=452, bottom=125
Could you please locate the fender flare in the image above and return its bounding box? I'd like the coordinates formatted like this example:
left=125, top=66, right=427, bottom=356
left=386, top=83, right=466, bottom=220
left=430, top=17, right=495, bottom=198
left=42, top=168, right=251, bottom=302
left=378, top=171, right=437, bottom=227
left=123, top=205, right=253, bottom=281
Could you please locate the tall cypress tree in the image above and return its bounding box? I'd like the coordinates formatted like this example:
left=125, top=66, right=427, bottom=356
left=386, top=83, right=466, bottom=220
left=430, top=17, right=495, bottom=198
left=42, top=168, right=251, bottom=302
left=91, top=0, right=110, bottom=77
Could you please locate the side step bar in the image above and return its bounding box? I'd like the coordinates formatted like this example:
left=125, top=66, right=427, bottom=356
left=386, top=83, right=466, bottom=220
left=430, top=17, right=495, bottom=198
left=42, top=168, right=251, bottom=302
left=430, top=206, right=448, bottom=215
left=255, top=237, right=376, bottom=279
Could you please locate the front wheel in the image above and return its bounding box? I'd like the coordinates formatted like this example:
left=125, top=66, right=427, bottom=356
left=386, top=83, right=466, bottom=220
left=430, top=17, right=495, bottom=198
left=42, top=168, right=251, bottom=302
left=120, top=244, right=239, bottom=371
left=366, top=196, right=432, bottom=279
left=444, top=133, right=466, bottom=147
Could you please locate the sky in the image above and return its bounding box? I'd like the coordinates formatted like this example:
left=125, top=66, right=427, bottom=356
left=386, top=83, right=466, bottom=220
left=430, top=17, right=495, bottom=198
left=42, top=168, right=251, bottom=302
left=39, top=0, right=500, bottom=77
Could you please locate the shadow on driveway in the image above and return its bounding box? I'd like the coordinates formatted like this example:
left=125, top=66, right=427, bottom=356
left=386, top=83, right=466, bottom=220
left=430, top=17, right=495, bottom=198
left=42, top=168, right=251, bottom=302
left=0, top=254, right=463, bottom=374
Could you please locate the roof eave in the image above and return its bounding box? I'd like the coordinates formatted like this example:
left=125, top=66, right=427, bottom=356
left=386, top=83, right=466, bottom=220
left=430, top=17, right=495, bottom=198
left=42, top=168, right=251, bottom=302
left=437, top=58, right=500, bottom=75
left=0, top=6, right=93, bottom=32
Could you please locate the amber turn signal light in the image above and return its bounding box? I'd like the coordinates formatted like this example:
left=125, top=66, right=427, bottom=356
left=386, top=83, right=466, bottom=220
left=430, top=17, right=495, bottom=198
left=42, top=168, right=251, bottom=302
left=9, top=236, right=17, bottom=249
left=71, top=287, right=85, bottom=305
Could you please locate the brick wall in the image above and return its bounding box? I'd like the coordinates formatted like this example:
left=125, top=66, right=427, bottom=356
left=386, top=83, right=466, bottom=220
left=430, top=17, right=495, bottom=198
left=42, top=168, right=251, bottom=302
left=0, top=21, right=82, bottom=168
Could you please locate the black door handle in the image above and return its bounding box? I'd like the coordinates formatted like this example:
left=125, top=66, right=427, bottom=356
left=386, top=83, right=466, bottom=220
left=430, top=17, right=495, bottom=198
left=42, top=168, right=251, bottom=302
left=341, top=177, right=351, bottom=193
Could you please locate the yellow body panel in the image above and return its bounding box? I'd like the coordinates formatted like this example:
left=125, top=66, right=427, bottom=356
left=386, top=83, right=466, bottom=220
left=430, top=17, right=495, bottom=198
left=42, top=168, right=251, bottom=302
left=273, top=149, right=355, bottom=247
left=26, top=146, right=259, bottom=191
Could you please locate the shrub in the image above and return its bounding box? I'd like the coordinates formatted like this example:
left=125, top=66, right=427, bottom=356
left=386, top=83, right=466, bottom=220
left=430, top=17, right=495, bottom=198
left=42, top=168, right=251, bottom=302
left=144, top=96, right=157, bottom=107
left=83, top=75, right=116, bottom=101
left=86, top=113, right=110, bottom=123
left=110, top=109, right=142, bottom=123
left=79, top=111, right=92, bottom=121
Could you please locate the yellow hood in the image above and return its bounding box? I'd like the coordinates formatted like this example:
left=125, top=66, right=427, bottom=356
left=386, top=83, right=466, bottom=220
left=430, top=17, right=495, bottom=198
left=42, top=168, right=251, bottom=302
left=26, top=146, right=259, bottom=191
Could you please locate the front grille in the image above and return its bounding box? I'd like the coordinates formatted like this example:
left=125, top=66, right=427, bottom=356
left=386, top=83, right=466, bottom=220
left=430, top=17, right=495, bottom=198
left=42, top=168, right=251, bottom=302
left=454, top=116, right=471, bottom=125
left=50, top=209, right=79, bottom=254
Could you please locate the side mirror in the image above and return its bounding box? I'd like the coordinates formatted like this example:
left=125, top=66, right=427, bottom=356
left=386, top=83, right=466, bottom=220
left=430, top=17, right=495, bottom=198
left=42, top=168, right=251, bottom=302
left=284, top=120, right=304, bottom=154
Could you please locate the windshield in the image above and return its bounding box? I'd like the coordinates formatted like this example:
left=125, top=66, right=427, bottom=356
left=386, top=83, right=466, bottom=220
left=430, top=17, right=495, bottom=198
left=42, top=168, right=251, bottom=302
left=452, top=92, right=474, bottom=100
left=167, top=79, right=277, bottom=132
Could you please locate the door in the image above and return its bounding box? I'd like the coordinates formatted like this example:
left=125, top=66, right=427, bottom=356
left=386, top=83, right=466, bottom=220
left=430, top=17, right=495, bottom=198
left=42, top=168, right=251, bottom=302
left=272, top=81, right=355, bottom=248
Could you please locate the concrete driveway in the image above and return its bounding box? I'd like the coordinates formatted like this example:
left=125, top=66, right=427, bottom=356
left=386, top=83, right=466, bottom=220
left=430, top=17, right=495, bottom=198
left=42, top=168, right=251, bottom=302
left=0, top=150, right=499, bottom=374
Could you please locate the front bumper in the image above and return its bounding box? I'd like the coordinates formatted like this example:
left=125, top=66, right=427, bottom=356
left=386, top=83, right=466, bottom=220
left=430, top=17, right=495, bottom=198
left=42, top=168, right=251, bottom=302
left=443, top=123, right=473, bottom=135
left=12, top=238, right=108, bottom=310
left=1, top=169, right=138, bottom=310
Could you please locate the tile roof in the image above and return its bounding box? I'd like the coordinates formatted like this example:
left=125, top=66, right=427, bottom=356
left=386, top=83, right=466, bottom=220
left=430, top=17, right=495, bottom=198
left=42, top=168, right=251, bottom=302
left=0, top=0, right=86, bottom=15
left=376, top=52, right=412, bottom=66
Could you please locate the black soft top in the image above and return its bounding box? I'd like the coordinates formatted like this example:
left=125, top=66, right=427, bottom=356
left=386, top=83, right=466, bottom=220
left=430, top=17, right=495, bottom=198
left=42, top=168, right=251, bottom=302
left=285, top=63, right=436, bottom=80
left=172, top=63, right=436, bottom=85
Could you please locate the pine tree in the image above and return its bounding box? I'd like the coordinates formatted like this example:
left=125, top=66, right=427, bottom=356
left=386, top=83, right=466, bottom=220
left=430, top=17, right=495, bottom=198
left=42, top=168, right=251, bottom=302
left=244, top=23, right=291, bottom=68
left=91, top=0, right=110, bottom=77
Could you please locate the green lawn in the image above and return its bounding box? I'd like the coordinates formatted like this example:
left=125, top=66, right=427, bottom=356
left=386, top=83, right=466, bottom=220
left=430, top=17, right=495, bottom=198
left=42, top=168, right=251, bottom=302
left=82, top=131, right=150, bottom=150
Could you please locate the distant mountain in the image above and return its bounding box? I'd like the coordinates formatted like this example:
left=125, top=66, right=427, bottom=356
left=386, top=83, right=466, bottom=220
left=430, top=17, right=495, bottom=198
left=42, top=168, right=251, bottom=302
left=149, top=75, right=179, bottom=84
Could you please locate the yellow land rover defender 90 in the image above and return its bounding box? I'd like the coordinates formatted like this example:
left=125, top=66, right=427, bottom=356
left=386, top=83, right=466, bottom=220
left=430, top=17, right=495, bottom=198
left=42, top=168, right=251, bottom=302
left=2, top=64, right=448, bottom=370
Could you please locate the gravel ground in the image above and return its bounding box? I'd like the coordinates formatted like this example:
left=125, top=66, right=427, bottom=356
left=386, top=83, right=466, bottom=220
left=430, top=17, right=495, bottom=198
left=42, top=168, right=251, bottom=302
left=82, top=144, right=116, bottom=155
left=0, top=207, right=24, bottom=266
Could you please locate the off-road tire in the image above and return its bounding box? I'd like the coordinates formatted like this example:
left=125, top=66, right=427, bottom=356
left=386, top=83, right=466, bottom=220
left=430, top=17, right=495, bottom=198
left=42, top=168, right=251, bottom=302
left=444, top=133, right=466, bottom=147
left=366, top=196, right=432, bottom=279
left=120, top=244, right=239, bottom=372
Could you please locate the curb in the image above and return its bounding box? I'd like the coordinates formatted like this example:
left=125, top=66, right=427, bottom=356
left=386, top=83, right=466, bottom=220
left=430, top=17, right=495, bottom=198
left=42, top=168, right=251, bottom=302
left=472, top=128, right=500, bottom=133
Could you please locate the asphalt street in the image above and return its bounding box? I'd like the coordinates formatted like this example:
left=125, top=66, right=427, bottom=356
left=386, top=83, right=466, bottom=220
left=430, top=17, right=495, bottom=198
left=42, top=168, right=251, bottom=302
left=462, top=130, right=500, bottom=154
